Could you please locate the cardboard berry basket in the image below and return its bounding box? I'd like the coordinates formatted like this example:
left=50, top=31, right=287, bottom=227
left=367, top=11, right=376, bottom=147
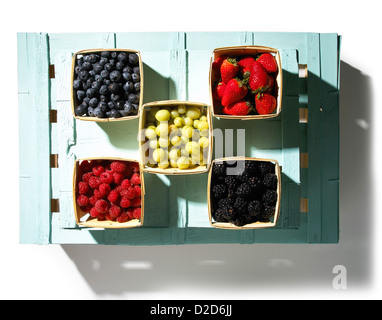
left=138, top=100, right=213, bottom=175
left=207, top=157, right=281, bottom=230
left=73, top=157, right=145, bottom=229
left=71, top=48, right=144, bottom=122
left=209, top=46, right=283, bottom=120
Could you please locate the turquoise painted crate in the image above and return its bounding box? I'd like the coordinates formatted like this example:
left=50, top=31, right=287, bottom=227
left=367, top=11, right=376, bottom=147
left=17, top=32, right=341, bottom=245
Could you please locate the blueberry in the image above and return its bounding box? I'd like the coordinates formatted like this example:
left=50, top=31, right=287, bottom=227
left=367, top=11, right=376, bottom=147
left=106, top=111, right=112, bottom=117
left=88, top=107, right=95, bottom=117
left=132, top=73, right=140, bottom=82
left=77, top=90, right=86, bottom=101
left=94, top=107, right=106, bottom=118
left=101, top=51, right=111, bottom=59
left=77, top=57, right=84, bottom=67
left=100, top=95, right=109, bottom=103
left=75, top=103, right=88, bottom=116
left=100, top=70, right=109, bottom=80
left=89, top=70, right=96, bottom=77
left=78, top=70, right=89, bottom=81
left=119, top=109, right=129, bottom=117
left=108, top=82, right=119, bottom=93
left=123, top=66, right=133, bottom=74
left=93, top=63, right=103, bottom=74
left=132, top=103, right=139, bottom=113
left=104, top=63, right=114, bottom=72
left=116, top=61, right=125, bottom=70
left=123, top=81, right=134, bottom=93
left=111, top=52, right=118, bottom=59
left=89, top=97, right=98, bottom=108
left=73, top=79, right=82, bottom=90
left=84, top=53, right=99, bottom=63
left=110, top=93, right=120, bottom=102
left=99, top=84, right=108, bottom=95
left=122, top=72, right=131, bottom=81
left=86, top=88, right=96, bottom=98
left=108, top=101, right=117, bottom=110
left=116, top=100, right=125, bottom=110
left=117, top=52, right=128, bottom=62
left=133, top=66, right=140, bottom=75
left=134, top=82, right=140, bottom=92
left=109, top=70, right=121, bottom=82
left=110, top=109, right=121, bottom=118
left=98, top=101, right=109, bottom=112
left=75, top=65, right=82, bottom=74
left=91, top=80, right=102, bottom=91
left=109, top=59, right=116, bottom=66
left=124, top=101, right=133, bottom=113
left=95, top=74, right=102, bottom=82
left=99, top=57, right=108, bottom=66
left=82, top=61, right=92, bottom=71
left=103, top=79, right=111, bottom=86
left=128, top=93, right=139, bottom=104
left=128, top=53, right=139, bottom=65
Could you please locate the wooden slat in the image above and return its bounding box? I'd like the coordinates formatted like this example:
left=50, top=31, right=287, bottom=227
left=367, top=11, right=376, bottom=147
left=300, top=153, right=308, bottom=168
left=18, top=33, right=51, bottom=244
left=300, top=198, right=308, bottom=213
left=50, top=154, right=58, bottom=168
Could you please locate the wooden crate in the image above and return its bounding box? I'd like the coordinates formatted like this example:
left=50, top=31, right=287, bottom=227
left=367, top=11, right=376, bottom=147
left=73, top=157, right=145, bottom=228
left=209, top=45, right=282, bottom=120
left=139, top=100, right=213, bottom=175
left=208, top=157, right=281, bottom=229
left=71, top=48, right=144, bottom=122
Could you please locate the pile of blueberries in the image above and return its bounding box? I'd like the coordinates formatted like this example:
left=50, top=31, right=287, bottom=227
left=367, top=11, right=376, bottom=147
left=73, top=51, right=141, bottom=119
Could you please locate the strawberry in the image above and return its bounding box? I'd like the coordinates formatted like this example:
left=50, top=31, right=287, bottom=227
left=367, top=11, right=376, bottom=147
left=237, top=56, right=255, bottom=78
left=222, top=100, right=252, bottom=115
left=212, top=82, right=227, bottom=101
left=249, top=61, right=270, bottom=93
left=221, top=78, right=248, bottom=107
left=212, top=55, right=227, bottom=73
left=255, top=93, right=277, bottom=115
left=220, top=57, right=239, bottom=83
left=257, top=53, right=278, bottom=73
left=265, top=75, right=275, bottom=94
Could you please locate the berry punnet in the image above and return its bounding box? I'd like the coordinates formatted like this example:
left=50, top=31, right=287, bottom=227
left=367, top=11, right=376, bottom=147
left=76, top=160, right=142, bottom=223
left=73, top=51, right=141, bottom=119
left=210, top=160, right=278, bottom=227
left=212, top=52, right=279, bottom=116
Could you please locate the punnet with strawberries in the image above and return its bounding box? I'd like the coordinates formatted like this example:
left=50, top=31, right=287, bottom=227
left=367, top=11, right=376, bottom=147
left=211, top=50, right=280, bottom=117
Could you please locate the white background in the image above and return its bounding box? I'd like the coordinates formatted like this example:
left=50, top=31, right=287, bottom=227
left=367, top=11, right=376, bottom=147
left=1, top=0, right=381, bottom=300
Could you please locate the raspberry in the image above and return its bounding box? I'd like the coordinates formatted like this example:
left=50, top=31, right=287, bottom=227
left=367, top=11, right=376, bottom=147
left=77, top=195, right=89, bottom=207
left=99, top=183, right=111, bottom=197
left=93, top=189, right=103, bottom=200
left=95, top=199, right=110, bottom=214
left=121, top=179, right=132, bottom=189
left=107, top=189, right=120, bottom=203
left=116, top=213, right=129, bottom=223
left=132, top=207, right=141, bottom=219
left=110, top=161, right=126, bottom=173
left=112, top=172, right=124, bottom=185
left=126, top=208, right=135, bottom=220
left=131, top=162, right=140, bottom=173
left=100, top=171, right=113, bottom=184
left=120, top=197, right=131, bottom=208
left=133, top=185, right=141, bottom=197
left=120, top=186, right=135, bottom=199
left=109, top=205, right=122, bottom=218
left=92, top=165, right=105, bottom=177
left=82, top=204, right=93, bottom=213
left=105, top=213, right=115, bottom=221
left=90, top=206, right=100, bottom=218
left=88, top=176, right=101, bottom=189
left=78, top=181, right=90, bottom=195
left=89, top=195, right=98, bottom=206
left=131, top=197, right=141, bottom=207
left=130, top=172, right=141, bottom=185
left=79, top=160, right=92, bottom=173
left=82, top=172, right=94, bottom=183
left=98, top=212, right=106, bottom=220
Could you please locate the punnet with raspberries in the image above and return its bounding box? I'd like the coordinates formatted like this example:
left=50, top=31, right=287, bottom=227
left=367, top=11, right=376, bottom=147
left=210, top=46, right=282, bottom=118
left=73, top=158, right=144, bottom=228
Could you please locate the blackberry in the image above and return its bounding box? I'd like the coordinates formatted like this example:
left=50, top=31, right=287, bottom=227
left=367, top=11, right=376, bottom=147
left=212, top=184, right=227, bottom=199
left=258, top=161, right=275, bottom=177
left=236, top=183, right=252, bottom=197
left=244, top=160, right=259, bottom=176
left=233, top=197, right=247, bottom=214
left=263, top=173, right=278, bottom=190
left=248, top=200, right=263, bottom=217
left=262, top=189, right=277, bottom=205
left=217, top=198, right=233, bottom=209
left=224, top=175, right=239, bottom=190
left=213, top=162, right=226, bottom=176
left=213, top=207, right=231, bottom=222
left=262, top=205, right=275, bottom=219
